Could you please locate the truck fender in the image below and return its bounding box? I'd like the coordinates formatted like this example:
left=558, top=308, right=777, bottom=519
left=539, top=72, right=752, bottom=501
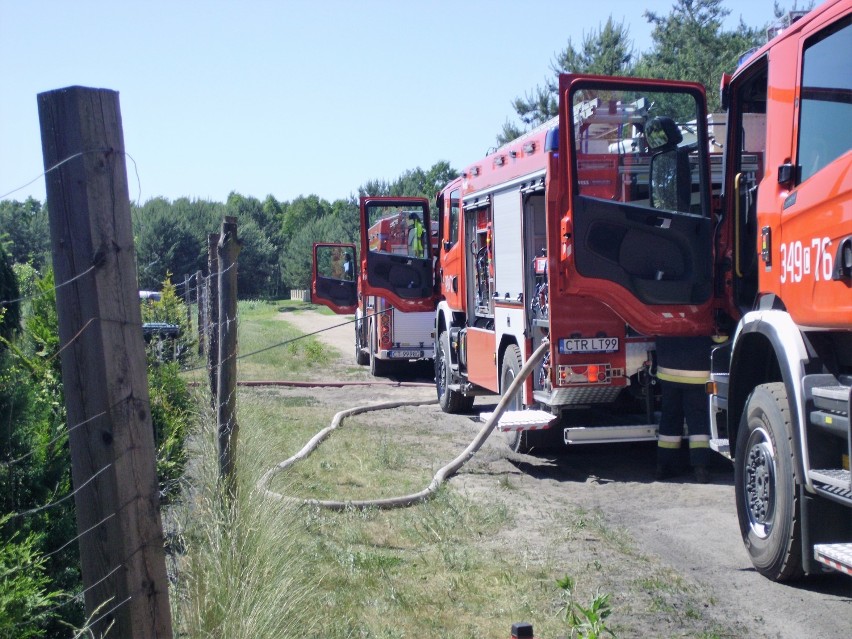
left=435, top=302, right=462, bottom=366
left=729, top=309, right=813, bottom=488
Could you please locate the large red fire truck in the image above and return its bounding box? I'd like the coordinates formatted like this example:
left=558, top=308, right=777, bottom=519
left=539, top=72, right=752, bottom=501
left=361, top=81, right=723, bottom=453
left=312, top=197, right=435, bottom=376
left=706, top=0, right=851, bottom=580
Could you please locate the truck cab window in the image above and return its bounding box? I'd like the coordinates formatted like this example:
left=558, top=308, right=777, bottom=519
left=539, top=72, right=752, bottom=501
left=797, top=17, right=851, bottom=184
left=448, top=189, right=460, bottom=247
left=572, top=88, right=707, bottom=216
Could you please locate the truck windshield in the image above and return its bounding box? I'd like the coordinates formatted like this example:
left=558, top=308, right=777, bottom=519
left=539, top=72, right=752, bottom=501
left=571, top=87, right=707, bottom=216
left=366, top=203, right=431, bottom=260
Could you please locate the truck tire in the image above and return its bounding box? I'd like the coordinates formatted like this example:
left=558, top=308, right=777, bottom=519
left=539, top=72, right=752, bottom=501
left=734, top=382, right=803, bottom=581
left=436, top=330, right=473, bottom=413
left=500, top=344, right=557, bottom=454
left=369, top=324, right=391, bottom=377
left=354, top=317, right=368, bottom=366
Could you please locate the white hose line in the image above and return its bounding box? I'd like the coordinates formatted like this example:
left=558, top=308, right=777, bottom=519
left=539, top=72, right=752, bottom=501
left=258, top=339, right=550, bottom=511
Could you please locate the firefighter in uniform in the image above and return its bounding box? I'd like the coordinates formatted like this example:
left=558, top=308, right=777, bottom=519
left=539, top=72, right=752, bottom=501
left=654, top=335, right=714, bottom=483
left=407, top=212, right=425, bottom=258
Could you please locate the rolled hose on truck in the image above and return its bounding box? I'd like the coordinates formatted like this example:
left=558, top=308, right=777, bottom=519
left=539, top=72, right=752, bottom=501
left=257, top=339, right=550, bottom=510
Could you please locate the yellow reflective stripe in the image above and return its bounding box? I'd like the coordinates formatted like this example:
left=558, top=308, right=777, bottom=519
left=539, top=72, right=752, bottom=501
left=657, top=366, right=709, bottom=378
left=657, top=435, right=682, bottom=449
left=689, top=440, right=710, bottom=449
left=657, top=367, right=709, bottom=385
left=658, top=434, right=681, bottom=443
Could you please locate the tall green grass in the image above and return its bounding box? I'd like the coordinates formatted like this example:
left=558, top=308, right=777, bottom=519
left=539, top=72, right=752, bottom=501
left=170, top=397, right=317, bottom=637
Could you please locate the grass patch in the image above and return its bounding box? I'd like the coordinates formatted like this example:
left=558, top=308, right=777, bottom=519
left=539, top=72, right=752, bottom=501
left=236, top=300, right=333, bottom=381
left=232, top=389, right=709, bottom=638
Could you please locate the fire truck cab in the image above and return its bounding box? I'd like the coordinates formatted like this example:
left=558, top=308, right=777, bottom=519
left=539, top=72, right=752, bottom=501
left=708, top=1, right=851, bottom=580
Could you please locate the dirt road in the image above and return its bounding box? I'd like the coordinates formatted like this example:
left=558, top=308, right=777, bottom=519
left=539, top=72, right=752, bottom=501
left=279, top=307, right=851, bottom=638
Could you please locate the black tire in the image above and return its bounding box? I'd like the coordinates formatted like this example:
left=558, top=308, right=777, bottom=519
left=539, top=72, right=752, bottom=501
left=734, top=382, right=803, bottom=581
left=436, top=330, right=473, bottom=413
left=354, top=316, right=368, bottom=366
left=369, top=324, right=391, bottom=377
left=501, top=344, right=527, bottom=452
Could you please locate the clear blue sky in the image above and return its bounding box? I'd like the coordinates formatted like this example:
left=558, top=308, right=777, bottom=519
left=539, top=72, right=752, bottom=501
left=1, top=0, right=790, bottom=206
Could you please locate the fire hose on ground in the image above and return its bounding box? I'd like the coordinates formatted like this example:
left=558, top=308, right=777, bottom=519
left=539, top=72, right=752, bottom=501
left=257, top=339, right=550, bottom=510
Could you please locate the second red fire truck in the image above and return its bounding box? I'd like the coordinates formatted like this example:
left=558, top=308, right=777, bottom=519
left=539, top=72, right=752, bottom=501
left=312, top=197, right=436, bottom=376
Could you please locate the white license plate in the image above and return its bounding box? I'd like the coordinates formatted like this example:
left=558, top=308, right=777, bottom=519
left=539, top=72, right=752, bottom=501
left=388, top=350, right=422, bottom=359
left=559, top=337, right=619, bottom=354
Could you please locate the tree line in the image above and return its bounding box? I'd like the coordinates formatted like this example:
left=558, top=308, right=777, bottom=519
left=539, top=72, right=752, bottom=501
left=497, top=0, right=803, bottom=143
left=0, top=161, right=458, bottom=301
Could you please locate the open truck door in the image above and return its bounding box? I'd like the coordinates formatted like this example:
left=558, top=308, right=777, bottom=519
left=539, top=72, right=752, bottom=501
left=311, top=242, right=357, bottom=314
left=557, top=74, right=720, bottom=336
left=359, top=197, right=438, bottom=313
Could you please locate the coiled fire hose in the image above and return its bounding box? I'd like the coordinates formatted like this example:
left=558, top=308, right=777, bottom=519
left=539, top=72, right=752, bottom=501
left=258, top=339, right=550, bottom=510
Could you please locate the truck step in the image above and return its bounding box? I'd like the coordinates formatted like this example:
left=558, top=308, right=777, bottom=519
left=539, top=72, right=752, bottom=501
left=809, top=468, right=852, bottom=494
left=480, top=410, right=557, bottom=432
left=814, top=543, right=852, bottom=577
left=810, top=409, right=849, bottom=439
left=811, top=384, right=851, bottom=414
left=710, top=438, right=730, bottom=458
left=564, top=424, right=657, bottom=444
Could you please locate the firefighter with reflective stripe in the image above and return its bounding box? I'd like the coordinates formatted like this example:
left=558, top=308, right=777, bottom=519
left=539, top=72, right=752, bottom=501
left=407, top=212, right=425, bottom=258
left=654, top=335, right=714, bottom=483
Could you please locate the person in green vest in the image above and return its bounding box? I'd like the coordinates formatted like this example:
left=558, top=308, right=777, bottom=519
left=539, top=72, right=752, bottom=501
left=407, top=212, right=425, bottom=258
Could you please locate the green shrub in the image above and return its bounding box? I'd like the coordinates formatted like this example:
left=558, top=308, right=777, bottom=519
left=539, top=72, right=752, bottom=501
left=148, top=361, right=193, bottom=501
left=0, top=517, right=62, bottom=639
left=0, top=270, right=82, bottom=636
left=141, top=275, right=196, bottom=366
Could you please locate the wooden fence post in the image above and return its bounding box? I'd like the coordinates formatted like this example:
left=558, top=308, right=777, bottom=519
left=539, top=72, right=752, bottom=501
left=207, top=233, right=220, bottom=403
left=217, top=218, right=241, bottom=494
left=38, top=86, right=173, bottom=638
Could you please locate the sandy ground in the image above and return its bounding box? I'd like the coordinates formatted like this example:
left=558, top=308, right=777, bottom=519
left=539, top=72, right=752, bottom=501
left=277, top=307, right=851, bottom=638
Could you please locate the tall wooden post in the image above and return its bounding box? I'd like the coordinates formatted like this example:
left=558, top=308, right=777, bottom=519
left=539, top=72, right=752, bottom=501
left=217, top=218, right=241, bottom=494
left=207, top=233, right=220, bottom=403
left=38, top=86, right=173, bottom=638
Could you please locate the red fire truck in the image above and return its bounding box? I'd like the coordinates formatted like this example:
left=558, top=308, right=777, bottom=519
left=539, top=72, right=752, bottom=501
left=312, top=197, right=436, bottom=376
left=361, top=79, right=725, bottom=453
left=707, top=0, right=851, bottom=580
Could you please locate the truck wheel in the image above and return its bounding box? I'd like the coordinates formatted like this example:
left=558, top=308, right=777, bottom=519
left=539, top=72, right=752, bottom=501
left=436, top=330, right=473, bottom=413
left=500, top=344, right=536, bottom=453
left=369, top=326, right=390, bottom=377
left=500, top=344, right=556, bottom=454
left=354, top=318, right=368, bottom=366
left=734, top=382, right=803, bottom=581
